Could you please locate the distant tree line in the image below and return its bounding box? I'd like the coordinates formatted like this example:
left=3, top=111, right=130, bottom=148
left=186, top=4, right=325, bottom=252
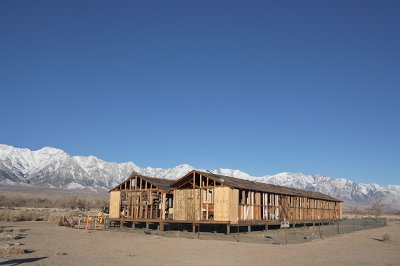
left=347, top=199, right=400, bottom=217
left=0, top=195, right=108, bottom=211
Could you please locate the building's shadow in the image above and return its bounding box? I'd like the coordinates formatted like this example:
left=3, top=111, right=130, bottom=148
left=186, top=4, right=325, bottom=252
left=0, top=256, right=47, bottom=266
left=370, top=237, right=384, bottom=242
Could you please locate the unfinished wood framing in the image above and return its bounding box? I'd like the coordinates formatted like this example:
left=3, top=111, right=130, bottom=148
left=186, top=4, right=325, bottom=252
left=109, top=173, right=174, bottom=221
left=109, top=170, right=342, bottom=228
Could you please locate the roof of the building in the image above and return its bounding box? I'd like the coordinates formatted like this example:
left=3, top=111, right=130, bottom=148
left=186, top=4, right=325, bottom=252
left=109, top=172, right=174, bottom=192
left=110, top=170, right=342, bottom=202
left=141, top=175, right=175, bottom=190
left=170, top=170, right=342, bottom=202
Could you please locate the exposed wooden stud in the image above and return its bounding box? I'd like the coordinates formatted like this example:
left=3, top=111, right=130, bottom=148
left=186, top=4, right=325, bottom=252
left=193, top=171, right=195, bottom=189
left=160, top=221, right=164, bottom=232
left=161, top=193, right=166, bottom=220
left=200, top=174, right=202, bottom=220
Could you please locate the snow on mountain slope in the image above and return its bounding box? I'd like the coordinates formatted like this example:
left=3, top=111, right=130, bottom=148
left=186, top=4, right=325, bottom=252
left=73, top=155, right=141, bottom=188
left=140, top=164, right=194, bottom=180
left=1, top=144, right=399, bottom=210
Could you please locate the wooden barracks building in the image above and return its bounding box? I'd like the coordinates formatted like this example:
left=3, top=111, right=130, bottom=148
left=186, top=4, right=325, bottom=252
left=109, top=170, right=342, bottom=232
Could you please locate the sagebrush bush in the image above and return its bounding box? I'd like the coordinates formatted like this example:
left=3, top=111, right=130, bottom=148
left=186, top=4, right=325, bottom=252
left=383, top=234, right=391, bottom=242
left=0, top=209, right=50, bottom=222
left=0, top=195, right=107, bottom=222
left=0, top=195, right=107, bottom=211
left=0, top=245, right=25, bottom=256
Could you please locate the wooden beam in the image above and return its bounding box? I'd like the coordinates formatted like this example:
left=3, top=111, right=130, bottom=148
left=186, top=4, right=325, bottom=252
left=161, top=192, right=166, bottom=220
left=200, top=174, right=202, bottom=220
left=160, top=221, right=164, bottom=232
left=116, top=189, right=165, bottom=192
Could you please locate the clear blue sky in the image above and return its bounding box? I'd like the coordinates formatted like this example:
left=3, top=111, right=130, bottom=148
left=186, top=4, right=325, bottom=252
left=0, top=1, right=399, bottom=185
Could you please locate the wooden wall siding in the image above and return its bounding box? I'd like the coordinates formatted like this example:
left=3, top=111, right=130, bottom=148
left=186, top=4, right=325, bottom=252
left=109, top=191, right=121, bottom=219
left=214, top=187, right=239, bottom=223
left=173, top=189, right=201, bottom=220
left=280, top=195, right=340, bottom=221
left=237, top=191, right=341, bottom=223
left=173, top=187, right=239, bottom=223
left=173, top=171, right=226, bottom=221
left=229, top=189, right=239, bottom=223
left=239, top=191, right=280, bottom=221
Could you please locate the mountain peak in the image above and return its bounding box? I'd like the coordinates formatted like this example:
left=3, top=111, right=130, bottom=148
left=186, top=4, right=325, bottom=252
left=0, top=144, right=12, bottom=149
left=35, top=146, right=67, bottom=155
left=175, top=163, right=193, bottom=170
left=0, top=144, right=399, bottom=210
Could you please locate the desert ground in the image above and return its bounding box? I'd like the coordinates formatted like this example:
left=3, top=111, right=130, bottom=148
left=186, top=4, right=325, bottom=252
left=0, top=220, right=399, bottom=266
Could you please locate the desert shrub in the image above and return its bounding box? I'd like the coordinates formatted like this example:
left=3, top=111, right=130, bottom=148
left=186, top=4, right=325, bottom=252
left=0, top=209, right=49, bottom=222
left=382, top=234, right=391, bottom=242
left=368, top=199, right=386, bottom=217
left=348, top=207, right=362, bottom=217
left=31, top=198, right=53, bottom=208
left=0, top=195, right=108, bottom=211
left=0, top=245, right=25, bottom=256
left=54, top=196, right=108, bottom=211
left=0, top=209, right=12, bottom=221
left=0, top=195, right=107, bottom=211
left=0, top=196, right=29, bottom=208
left=0, top=196, right=7, bottom=207
left=55, top=196, right=88, bottom=210
left=0, top=196, right=51, bottom=208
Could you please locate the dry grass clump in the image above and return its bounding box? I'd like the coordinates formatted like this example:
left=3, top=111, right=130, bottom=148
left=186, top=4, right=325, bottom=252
left=0, top=244, right=25, bottom=257
left=368, top=199, right=386, bottom=217
left=382, top=234, right=391, bottom=242
left=1, top=246, right=25, bottom=256
left=0, top=229, right=21, bottom=241
left=0, top=209, right=49, bottom=222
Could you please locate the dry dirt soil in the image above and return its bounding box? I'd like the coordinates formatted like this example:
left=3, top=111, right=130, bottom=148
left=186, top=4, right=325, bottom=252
left=1, top=220, right=399, bottom=266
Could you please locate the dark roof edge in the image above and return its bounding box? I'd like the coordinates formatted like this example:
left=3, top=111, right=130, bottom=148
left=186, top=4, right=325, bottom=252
left=108, top=172, right=174, bottom=192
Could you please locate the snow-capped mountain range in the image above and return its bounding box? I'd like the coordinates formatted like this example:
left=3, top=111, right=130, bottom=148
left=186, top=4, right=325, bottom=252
left=1, top=144, right=399, bottom=210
